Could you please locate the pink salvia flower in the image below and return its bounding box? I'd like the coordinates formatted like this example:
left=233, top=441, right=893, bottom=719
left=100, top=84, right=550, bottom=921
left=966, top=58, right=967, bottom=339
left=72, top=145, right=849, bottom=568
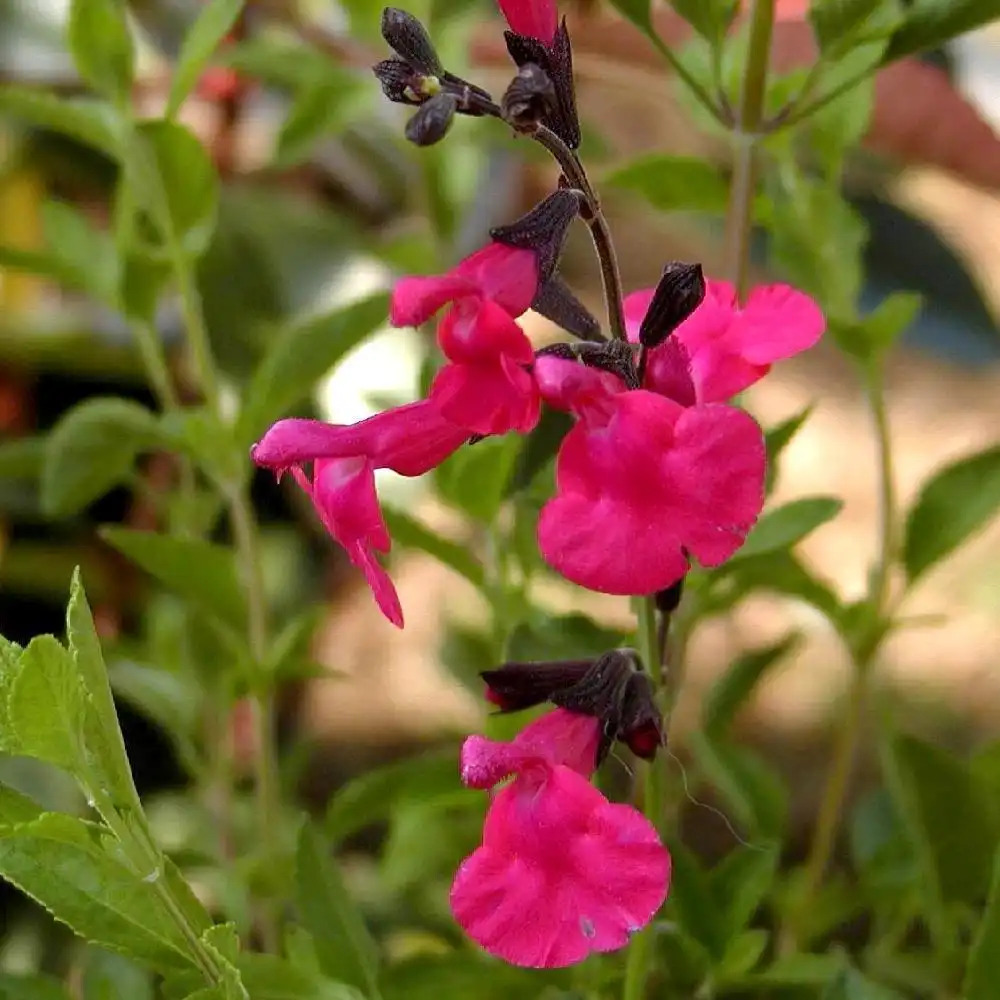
left=451, top=709, right=670, bottom=967
left=251, top=401, right=468, bottom=626
left=533, top=352, right=626, bottom=419
left=537, top=390, right=765, bottom=595
left=624, top=279, right=825, bottom=405
left=497, top=0, right=558, bottom=44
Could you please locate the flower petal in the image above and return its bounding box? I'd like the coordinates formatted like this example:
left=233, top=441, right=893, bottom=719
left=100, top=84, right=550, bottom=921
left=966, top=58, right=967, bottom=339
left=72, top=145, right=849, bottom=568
left=430, top=358, right=539, bottom=436
left=729, top=284, right=826, bottom=365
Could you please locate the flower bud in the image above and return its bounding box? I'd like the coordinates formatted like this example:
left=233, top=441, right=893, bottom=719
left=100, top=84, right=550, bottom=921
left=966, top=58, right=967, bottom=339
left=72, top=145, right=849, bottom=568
left=531, top=276, right=602, bottom=342
left=638, top=262, right=705, bottom=348
left=501, top=62, right=556, bottom=129
left=404, top=92, right=457, bottom=146
left=373, top=57, right=438, bottom=106
left=490, top=188, right=582, bottom=282
left=380, top=7, right=442, bottom=75
left=620, top=672, right=664, bottom=759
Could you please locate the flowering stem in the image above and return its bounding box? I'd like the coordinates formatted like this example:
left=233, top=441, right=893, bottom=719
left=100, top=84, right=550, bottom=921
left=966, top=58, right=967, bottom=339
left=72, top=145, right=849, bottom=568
left=724, top=0, right=775, bottom=300
left=529, top=125, right=627, bottom=341
left=785, top=364, right=896, bottom=949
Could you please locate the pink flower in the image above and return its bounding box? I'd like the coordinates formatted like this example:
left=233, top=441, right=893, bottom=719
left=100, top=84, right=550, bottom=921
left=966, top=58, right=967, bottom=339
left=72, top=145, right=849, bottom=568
left=251, top=401, right=468, bottom=626
left=391, top=242, right=541, bottom=435
left=451, top=709, right=669, bottom=967
left=497, top=0, right=558, bottom=45
left=624, top=280, right=825, bottom=405
left=533, top=351, right=626, bottom=419
left=538, top=390, right=765, bottom=595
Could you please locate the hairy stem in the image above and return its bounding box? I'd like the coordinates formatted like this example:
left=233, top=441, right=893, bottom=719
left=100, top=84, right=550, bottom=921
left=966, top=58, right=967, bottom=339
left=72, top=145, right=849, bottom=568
left=530, top=126, right=627, bottom=341
left=724, top=0, right=774, bottom=299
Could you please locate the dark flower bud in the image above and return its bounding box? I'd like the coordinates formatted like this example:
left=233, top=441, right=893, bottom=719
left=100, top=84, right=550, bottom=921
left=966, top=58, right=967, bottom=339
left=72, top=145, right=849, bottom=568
left=481, top=659, right=594, bottom=712
left=638, top=262, right=705, bottom=349
left=501, top=63, right=556, bottom=129
left=504, top=20, right=580, bottom=149
left=381, top=7, right=442, bottom=76
left=654, top=576, right=684, bottom=614
left=531, top=276, right=603, bottom=342
left=404, top=92, right=457, bottom=146
left=373, top=57, right=433, bottom=106
left=619, top=672, right=664, bottom=760
left=490, top=188, right=582, bottom=283
left=578, top=339, right=640, bottom=389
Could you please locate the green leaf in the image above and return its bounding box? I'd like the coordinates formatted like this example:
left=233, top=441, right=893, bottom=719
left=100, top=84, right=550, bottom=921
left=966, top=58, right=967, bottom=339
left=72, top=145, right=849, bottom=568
left=703, top=635, right=800, bottom=735
left=764, top=406, right=812, bottom=495
left=274, top=77, right=363, bottom=167
left=742, top=953, right=845, bottom=987
left=0, top=973, right=70, bottom=1000
left=606, top=0, right=655, bottom=36
left=604, top=155, right=729, bottom=215
left=506, top=613, right=625, bottom=662
left=823, top=967, right=906, bottom=1000
left=326, top=748, right=461, bottom=842
left=903, top=445, right=1000, bottom=582
left=295, top=823, right=380, bottom=996
left=884, top=0, right=1000, bottom=62
left=715, top=551, right=842, bottom=622
left=67, top=569, right=144, bottom=814
left=809, top=0, right=886, bottom=53
left=237, top=954, right=367, bottom=1000
left=40, top=200, right=120, bottom=305
left=0, top=87, right=123, bottom=155
left=167, top=0, right=246, bottom=117
left=828, top=291, right=922, bottom=362
left=0, top=436, right=45, bottom=480
left=67, top=0, right=134, bottom=105
left=668, top=0, right=738, bottom=45
left=125, top=121, right=219, bottom=260
left=711, top=844, right=779, bottom=941
left=100, top=529, right=246, bottom=631
left=8, top=635, right=86, bottom=770
left=882, top=734, right=999, bottom=906
left=82, top=950, right=155, bottom=1000
left=965, top=845, right=1000, bottom=1000
left=668, top=843, right=727, bottom=959
left=240, top=293, right=389, bottom=443
left=0, top=813, right=193, bottom=970
left=381, top=508, right=484, bottom=589
left=0, top=783, right=45, bottom=826
left=735, top=497, right=843, bottom=560
left=42, top=398, right=161, bottom=517
left=435, top=436, right=521, bottom=524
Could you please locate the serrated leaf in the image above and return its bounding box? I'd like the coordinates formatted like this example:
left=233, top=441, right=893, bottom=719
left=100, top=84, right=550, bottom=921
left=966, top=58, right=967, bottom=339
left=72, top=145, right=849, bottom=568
left=0, top=783, right=45, bottom=826
left=703, top=635, right=800, bottom=735
left=168, top=0, right=246, bottom=117
left=295, top=823, right=379, bottom=996
left=240, top=293, right=389, bottom=443
left=965, top=845, right=1000, bottom=1000
left=67, top=570, right=144, bottom=814
left=605, top=155, right=729, bottom=215
left=668, top=0, right=738, bottom=45
left=125, top=121, right=219, bottom=261
left=884, top=0, right=1000, bottom=62
left=42, top=398, right=160, bottom=517
left=809, top=0, right=885, bottom=54
left=100, top=529, right=246, bottom=631
left=0, top=87, right=123, bottom=155
left=903, top=445, right=1000, bottom=582
left=0, top=813, right=193, bottom=970
left=381, top=508, right=484, bottom=589
left=326, top=748, right=460, bottom=842
left=735, top=497, right=843, bottom=560
left=8, top=635, right=86, bottom=771
left=68, top=0, right=134, bottom=105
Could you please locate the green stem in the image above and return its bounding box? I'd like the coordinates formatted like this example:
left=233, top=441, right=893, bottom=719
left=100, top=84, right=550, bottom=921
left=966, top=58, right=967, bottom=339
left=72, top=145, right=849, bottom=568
left=623, top=596, right=666, bottom=1000
left=783, top=364, right=896, bottom=950
left=130, top=320, right=179, bottom=410
left=530, top=126, right=627, bottom=341
left=173, top=253, right=222, bottom=413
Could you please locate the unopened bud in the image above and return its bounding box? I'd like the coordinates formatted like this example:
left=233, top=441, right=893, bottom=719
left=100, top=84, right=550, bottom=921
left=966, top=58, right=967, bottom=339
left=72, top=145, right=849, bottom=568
left=404, top=92, right=457, bottom=145
left=490, top=188, right=582, bottom=282
left=373, top=57, right=438, bottom=105
left=501, top=63, right=556, bottom=129
left=380, top=7, right=442, bottom=75
left=638, top=262, right=705, bottom=348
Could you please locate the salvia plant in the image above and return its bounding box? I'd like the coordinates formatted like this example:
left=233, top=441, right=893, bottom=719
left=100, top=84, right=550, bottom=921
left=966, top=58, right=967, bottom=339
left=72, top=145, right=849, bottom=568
left=0, top=0, right=999, bottom=998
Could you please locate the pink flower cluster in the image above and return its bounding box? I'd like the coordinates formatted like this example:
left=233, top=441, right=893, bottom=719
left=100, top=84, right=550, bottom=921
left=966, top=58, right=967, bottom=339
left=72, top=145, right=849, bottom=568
left=251, top=235, right=823, bottom=624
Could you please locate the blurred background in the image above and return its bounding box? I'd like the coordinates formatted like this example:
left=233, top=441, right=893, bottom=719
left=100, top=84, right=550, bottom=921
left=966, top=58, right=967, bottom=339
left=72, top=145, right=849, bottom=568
left=2, top=0, right=1000, bottom=927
